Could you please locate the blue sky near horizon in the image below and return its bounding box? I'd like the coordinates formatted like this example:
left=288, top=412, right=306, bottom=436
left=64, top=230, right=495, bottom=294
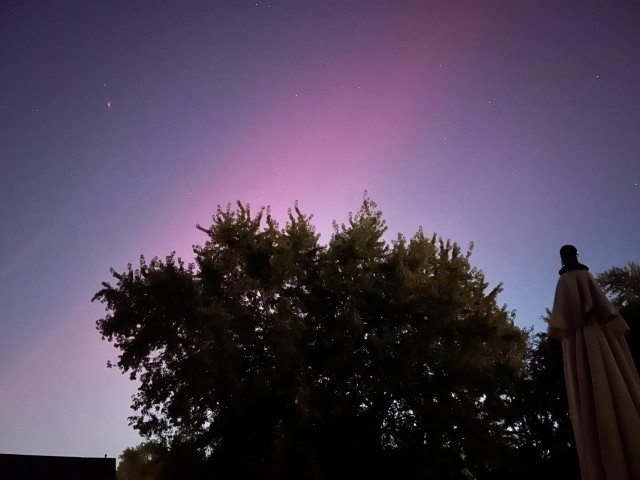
left=1, top=0, right=639, bottom=459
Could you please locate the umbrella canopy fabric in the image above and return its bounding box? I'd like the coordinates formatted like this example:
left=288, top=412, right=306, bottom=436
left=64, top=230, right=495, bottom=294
left=550, top=269, right=640, bottom=480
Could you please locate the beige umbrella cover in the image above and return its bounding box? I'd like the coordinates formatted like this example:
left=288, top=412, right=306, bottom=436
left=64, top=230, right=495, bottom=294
left=550, top=266, right=640, bottom=480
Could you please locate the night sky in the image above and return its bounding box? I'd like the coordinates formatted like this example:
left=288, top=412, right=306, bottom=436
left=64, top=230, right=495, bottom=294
left=2, top=1, right=639, bottom=459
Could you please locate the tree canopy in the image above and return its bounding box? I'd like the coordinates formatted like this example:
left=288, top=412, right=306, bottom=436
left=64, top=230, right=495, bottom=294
left=598, top=262, right=640, bottom=368
left=597, top=262, right=640, bottom=310
left=95, top=197, right=531, bottom=479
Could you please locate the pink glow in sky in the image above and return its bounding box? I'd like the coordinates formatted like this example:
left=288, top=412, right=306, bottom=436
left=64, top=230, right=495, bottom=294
left=2, top=0, right=639, bottom=461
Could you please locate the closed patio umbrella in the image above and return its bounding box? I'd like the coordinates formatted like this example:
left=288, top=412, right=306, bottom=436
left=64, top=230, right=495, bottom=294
left=550, top=245, right=640, bottom=480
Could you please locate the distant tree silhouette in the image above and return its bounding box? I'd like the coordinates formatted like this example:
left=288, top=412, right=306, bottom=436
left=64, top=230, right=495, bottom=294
left=116, top=441, right=206, bottom=480
left=597, top=262, right=640, bottom=310
left=94, top=196, right=528, bottom=479
left=598, top=262, right=640, bottom=366
left=116, top=442, right=166, bottom=480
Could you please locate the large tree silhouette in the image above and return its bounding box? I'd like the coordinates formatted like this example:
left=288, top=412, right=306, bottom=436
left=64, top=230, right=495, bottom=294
left=95, top=197, right=528, bottom=479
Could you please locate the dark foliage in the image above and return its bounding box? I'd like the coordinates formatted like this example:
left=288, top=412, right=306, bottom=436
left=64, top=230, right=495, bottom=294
left=508, top=331, right=580, bottom=480
left=95, top=197, right=530, bottom=479
left=598, top=262, right=640, bottom=367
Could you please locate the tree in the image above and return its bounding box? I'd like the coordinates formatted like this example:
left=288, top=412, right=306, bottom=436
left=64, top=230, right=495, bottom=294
left=597, top=262, right=640, bottom=311
left=508, top=330, right=580, bottom=480
left=116, top=442, right=208, bottom=480
left=116, top=442, right=167, bottom=480
left=598, top=262, right=640, bottom=369
left=94, top=197, right=528, bottom=479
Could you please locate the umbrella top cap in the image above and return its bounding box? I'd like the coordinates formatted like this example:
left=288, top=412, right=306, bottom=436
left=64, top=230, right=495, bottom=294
left=560, top=245, right=579, bottom=266
left=558, top=245, right=589, bottom=274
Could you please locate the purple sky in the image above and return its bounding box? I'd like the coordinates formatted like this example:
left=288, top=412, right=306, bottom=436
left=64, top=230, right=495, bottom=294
left=1, top=1, right=639, bottom=460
